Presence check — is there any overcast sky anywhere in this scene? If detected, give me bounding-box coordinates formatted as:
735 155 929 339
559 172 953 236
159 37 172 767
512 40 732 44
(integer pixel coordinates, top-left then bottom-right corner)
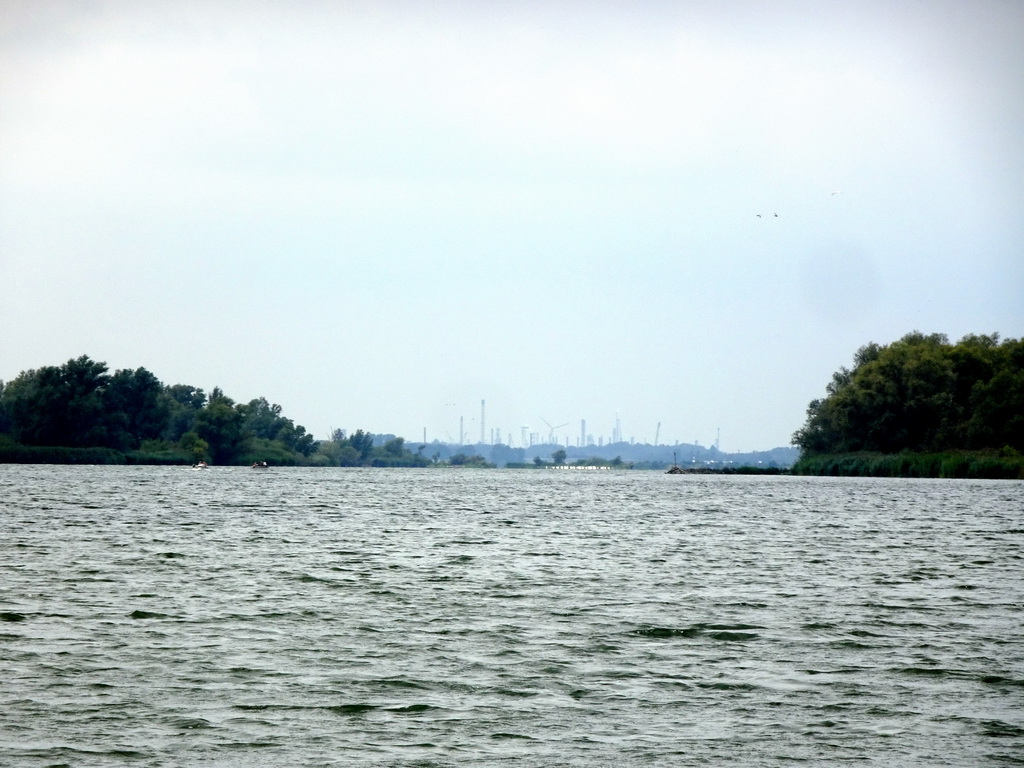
2 0 1022 451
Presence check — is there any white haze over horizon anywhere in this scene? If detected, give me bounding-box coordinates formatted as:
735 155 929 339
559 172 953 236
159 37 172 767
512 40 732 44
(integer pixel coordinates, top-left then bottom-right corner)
1 0 1022 451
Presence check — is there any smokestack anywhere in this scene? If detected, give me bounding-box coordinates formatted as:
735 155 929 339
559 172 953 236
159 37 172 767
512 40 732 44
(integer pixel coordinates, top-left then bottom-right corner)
481 399 485 444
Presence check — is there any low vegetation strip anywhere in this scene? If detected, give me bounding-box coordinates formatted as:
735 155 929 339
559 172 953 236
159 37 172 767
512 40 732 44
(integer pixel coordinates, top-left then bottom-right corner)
0 440 128 465
791 450 1024 479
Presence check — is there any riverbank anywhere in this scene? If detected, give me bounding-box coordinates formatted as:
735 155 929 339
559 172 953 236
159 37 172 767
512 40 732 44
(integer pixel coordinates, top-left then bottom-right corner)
792 450 1024 479
0 443 194 465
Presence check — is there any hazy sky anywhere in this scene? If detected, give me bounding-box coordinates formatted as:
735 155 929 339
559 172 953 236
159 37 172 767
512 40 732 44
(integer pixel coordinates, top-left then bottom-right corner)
2 0 1022 451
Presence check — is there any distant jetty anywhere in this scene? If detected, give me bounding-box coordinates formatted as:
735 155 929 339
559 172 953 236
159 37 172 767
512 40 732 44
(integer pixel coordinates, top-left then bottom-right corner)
666 464 786 475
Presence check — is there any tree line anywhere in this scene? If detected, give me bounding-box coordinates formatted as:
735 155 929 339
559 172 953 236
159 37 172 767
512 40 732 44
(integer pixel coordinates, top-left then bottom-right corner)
0 354 447 467
792 332 1023 477
314 429 433 467
0 355 317 465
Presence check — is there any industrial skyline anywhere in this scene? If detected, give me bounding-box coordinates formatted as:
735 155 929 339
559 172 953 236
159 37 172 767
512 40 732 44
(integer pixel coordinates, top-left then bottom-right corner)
414 399 724 451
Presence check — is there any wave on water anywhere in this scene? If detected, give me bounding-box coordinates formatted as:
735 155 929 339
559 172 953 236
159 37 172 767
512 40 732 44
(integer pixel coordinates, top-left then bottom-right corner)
632 623 762 641
0 467 1021 766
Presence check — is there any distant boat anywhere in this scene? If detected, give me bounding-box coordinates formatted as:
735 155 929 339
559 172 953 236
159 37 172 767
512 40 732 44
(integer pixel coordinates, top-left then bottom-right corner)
251 461 269 469
191 461 209 470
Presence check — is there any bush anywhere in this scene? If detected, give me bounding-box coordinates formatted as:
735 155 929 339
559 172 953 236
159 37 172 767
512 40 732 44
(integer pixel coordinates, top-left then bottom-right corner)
792 451 1024 479
0 439 126 464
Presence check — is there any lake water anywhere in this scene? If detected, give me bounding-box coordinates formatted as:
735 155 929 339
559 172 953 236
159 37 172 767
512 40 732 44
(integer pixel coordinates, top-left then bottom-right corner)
1 466 1022 767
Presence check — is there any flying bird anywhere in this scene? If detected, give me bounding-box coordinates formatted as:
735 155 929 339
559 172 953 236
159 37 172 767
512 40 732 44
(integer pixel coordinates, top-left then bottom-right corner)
831 190 842 196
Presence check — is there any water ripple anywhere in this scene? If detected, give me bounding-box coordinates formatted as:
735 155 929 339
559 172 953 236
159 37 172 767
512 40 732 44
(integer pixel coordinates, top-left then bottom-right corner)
0 467 1021 766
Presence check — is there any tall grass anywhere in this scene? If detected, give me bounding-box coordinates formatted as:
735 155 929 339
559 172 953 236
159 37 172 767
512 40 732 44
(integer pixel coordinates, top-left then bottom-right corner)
792 450 1024 479
0 441 127 464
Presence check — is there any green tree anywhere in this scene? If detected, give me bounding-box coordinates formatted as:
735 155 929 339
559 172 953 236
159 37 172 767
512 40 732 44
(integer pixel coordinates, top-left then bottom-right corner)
552 448 567 465
794 332 1023 455
449 453 492 467
1 356 318 464
0 380 10 435
104 367 167 449
276 420 315 456
236 397 314 458
195 387 244 464
161 384 206 441
348 429 375 461
968 358 1024 448
61 356 112 446
178 431 210 463
383 436 406 456
335 444 362 466
311 439 359 466
3 356 110 447
239 397 283 440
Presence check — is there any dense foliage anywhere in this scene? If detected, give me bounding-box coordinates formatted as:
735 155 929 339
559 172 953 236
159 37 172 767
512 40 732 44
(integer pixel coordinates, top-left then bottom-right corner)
792 449 1023 479
309 430 432 467
0 356 514 468
793 332 1024 457
0 355 315 465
